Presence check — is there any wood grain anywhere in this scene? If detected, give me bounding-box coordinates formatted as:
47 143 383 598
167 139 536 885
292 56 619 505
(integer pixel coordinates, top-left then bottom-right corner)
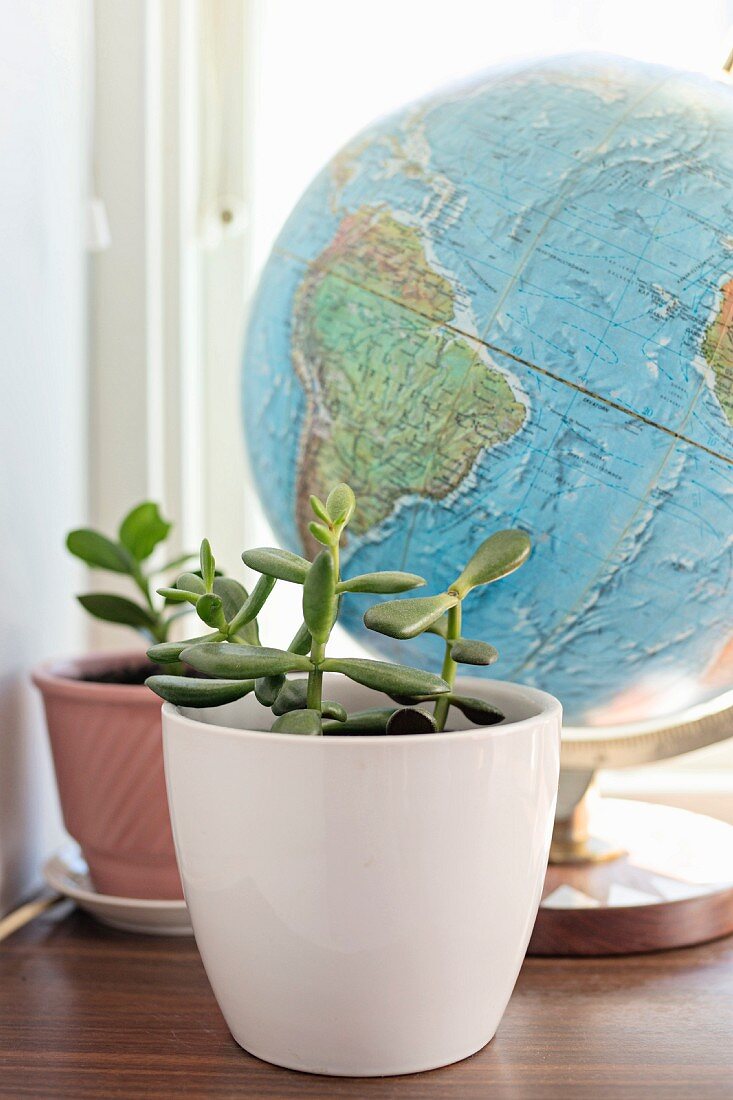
1 905 732 1098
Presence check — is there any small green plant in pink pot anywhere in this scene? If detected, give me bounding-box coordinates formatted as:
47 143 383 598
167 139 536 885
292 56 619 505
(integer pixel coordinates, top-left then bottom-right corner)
32 502 199 901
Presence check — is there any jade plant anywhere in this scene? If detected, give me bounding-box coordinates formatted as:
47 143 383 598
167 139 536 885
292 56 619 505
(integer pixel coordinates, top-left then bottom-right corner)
145 484 531 735
66 502 197 645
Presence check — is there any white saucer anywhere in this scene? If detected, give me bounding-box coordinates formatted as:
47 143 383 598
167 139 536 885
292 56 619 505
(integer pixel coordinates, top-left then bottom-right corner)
43 847 194 936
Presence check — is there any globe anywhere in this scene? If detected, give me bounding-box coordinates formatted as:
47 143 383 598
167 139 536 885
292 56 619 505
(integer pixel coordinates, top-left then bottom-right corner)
243 53 733 729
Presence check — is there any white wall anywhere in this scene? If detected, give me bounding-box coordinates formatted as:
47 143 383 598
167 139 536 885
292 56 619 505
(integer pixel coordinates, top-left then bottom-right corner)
0 0 87 913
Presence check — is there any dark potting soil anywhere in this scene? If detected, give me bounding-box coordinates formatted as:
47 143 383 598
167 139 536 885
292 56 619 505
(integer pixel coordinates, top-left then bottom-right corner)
76 662 166 685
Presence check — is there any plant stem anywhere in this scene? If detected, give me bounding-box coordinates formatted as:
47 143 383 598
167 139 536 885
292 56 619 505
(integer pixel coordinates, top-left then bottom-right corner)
133 565 167 641
329 537 340 581
433 600 461 731
307 641 325 711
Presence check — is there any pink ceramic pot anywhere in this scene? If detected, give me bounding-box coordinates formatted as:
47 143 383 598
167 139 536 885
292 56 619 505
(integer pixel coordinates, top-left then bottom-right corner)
32 651 183 900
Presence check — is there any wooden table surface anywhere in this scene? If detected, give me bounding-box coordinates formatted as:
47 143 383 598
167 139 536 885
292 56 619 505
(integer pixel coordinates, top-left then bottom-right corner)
1 904 732 1099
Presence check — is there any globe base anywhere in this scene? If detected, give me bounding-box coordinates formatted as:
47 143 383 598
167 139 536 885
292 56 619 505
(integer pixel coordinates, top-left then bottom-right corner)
529 799 733 955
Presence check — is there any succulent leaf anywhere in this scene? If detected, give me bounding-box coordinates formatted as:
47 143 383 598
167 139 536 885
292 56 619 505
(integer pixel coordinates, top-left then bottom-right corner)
326 483 355 527
181 642 312 679
196 593 226 629
308 521 333 547
270 680 346 722
145 675 254 707
177 572 206 594
321 658 449 697
363 592 458 639
199 539 216 591
338 571 425 595
255 674 285 706
288 621 312 655
450 638 499 666
213 577 248 621
227 574 276 639
323 700 348 723
147 633 223 664
157 586 199 604
451 529 530 597
271 709 322 736
385 707 438 735
322 708 395 735
426 614 449 639
242 547 310 584
449 695 505 725
309 495 331 523
302 550 336 644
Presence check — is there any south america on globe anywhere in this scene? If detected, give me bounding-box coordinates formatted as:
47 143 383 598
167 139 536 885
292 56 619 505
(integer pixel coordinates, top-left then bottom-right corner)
243 54 733 728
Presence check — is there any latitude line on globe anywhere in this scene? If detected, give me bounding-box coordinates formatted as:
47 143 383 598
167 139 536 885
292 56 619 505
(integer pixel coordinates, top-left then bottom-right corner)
277 249 731 468
278 237 731 430
507 243 732 683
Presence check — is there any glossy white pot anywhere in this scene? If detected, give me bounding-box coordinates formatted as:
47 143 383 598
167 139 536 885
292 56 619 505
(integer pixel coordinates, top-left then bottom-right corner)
162 676 561 1077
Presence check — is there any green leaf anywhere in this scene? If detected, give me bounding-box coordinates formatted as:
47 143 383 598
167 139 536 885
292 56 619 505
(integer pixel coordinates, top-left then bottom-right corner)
177 572 206 594
145 675 254 707
213 577 248 622
255 674 285 706
302 550 336 644
363 592 458 640
200 540 215 591
66 529 133 574
157 586 199 604
386 707 438 735
308 521 333 547
450 638 499 666
337 571 425 595
388 693 433 705
321 658 449 697
227 574 276 638
270 679 345 721
322 708 395 735
426 615 449 639
119 502 171 562
271 709 322 736
242 547 310 584
326 483 355 527
181 642 312 680
196 593 226 629
147 632 223 663
309 495 330 523
322 700 348 723
449 695 505 726
77 593 156 630
288 621 312 655
271 677 307 715
157 570 206 607
451 529 531 597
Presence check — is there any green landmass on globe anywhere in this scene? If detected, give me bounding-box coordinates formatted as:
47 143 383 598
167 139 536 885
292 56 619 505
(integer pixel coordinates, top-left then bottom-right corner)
292 207 527 542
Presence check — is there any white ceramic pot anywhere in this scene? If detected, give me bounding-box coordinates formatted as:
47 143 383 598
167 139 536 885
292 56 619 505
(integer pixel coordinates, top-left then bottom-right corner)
162 676 561 1077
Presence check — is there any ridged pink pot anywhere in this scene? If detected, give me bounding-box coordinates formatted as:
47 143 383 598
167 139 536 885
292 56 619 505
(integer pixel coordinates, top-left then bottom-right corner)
33 651 183 900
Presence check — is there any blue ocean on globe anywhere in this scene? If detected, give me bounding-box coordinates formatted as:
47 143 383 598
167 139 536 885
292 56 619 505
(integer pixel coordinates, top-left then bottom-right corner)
243 53 733 728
